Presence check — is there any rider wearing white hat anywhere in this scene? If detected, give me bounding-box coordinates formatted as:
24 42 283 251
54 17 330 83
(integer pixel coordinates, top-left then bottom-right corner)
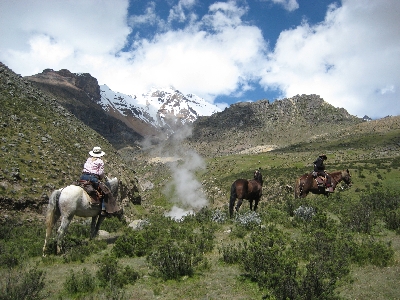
81 146 106 183
80 146 117 215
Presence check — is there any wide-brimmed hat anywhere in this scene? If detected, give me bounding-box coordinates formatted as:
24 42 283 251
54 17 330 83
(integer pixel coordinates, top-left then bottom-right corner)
319 154 327 159
89 146 105 157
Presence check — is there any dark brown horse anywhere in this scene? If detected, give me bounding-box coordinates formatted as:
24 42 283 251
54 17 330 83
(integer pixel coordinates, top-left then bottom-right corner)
294 169 351 198
229 169 263 218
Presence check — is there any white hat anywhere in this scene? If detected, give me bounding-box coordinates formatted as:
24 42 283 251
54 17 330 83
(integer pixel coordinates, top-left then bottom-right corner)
89 146 105 157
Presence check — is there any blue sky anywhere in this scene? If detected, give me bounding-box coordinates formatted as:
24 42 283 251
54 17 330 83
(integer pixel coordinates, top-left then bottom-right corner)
0 0 399 119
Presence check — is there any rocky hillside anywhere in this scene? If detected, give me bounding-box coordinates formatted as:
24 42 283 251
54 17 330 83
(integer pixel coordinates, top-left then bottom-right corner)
185 94 363 157
0 63 140 215
25 69 144 149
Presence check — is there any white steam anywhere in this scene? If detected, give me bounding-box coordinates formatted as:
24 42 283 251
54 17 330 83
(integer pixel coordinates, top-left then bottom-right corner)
143 123 208 220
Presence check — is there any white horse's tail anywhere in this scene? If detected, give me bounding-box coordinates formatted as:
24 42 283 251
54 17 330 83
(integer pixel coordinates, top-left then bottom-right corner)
46 189 61 228
43 189 61 256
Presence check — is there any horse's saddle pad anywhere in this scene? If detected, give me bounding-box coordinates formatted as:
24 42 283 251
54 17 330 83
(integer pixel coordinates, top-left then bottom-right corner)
314 176 326 187
76 180 102 205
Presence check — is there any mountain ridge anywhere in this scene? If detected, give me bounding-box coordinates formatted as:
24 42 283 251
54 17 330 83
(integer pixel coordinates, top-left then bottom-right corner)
185 94 363 157
25 68 222 147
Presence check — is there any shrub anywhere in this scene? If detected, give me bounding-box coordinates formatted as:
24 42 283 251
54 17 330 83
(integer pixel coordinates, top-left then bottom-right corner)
353 237 394 267
241 230 299 300
112 230 147 258
0 267 46 300
147 240 201 280
101 217 127 233
385 209 400 231
0 219 45 267
96 254 139 289
211 209 227 224
219 243 244 264
234 211 262 229
294 205 315 221
341 201 375 234
62 239 107 263
64 268 96 295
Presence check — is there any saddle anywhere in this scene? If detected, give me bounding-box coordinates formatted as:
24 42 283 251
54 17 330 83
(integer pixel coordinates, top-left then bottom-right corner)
76 180 103 205
311 171 326 188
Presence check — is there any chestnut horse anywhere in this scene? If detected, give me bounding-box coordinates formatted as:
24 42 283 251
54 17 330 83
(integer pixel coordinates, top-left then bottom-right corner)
229 169 263 218
294 169 351 198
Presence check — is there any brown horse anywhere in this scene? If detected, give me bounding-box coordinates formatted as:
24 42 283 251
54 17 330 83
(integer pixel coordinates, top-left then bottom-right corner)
294 169 351 198
229 169 263 218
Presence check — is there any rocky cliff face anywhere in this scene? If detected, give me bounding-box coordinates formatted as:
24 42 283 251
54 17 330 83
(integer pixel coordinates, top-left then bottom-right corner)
26 68 101 102
25 69 143 149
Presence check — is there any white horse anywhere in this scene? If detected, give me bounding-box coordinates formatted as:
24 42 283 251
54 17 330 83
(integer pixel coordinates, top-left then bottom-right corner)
42 177 119 256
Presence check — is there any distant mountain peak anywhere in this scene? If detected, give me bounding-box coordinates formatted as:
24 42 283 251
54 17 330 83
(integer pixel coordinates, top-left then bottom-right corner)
99 84 222 137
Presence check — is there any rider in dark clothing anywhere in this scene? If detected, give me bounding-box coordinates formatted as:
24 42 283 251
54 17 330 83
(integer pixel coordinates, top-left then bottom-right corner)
313 154 332 190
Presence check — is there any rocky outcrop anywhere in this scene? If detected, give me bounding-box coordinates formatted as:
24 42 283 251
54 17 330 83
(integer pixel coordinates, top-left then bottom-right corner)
25 69 143 149
186 94 363 156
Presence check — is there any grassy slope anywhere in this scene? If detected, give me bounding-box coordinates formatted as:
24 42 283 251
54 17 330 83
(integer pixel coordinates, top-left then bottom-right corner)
2 127 399 299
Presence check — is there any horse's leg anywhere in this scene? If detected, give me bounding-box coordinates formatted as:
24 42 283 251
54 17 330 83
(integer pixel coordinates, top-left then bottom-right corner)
253 199 259 211
229 183 237 218
90 215 106 239
235 198 243 212
56 215 73 254
43 209 60 256
90 216 98 239
249 199 253 211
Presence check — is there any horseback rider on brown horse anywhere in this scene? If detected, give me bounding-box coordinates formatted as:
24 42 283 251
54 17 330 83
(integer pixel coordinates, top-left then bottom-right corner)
295 166 351 199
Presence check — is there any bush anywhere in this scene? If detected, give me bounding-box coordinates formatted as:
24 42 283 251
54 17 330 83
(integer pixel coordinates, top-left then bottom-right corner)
0 267 46 300
96 254 139 289
353 237 394 267
0 219 45 267
219 243 244 264
101 217 127 233
241 230 299 300
234 211 262 230
385 209 400 231
113 230 147 258
211 209 227 223
341 201 375 233
64 268 96 295
148 242 192 279
147 240 202 280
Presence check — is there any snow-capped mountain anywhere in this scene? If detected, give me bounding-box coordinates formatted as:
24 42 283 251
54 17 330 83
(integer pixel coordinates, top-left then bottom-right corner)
99 85 222 137
24 68 221 142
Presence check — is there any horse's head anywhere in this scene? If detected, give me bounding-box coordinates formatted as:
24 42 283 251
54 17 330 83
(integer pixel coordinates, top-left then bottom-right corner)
342 169 352 185
105 177 119 196
254 169 263 185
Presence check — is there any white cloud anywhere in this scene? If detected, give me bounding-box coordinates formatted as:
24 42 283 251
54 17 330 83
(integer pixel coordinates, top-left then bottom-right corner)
0 0 399 119
261 0 400 118
0 0 130 73
268 0 299 12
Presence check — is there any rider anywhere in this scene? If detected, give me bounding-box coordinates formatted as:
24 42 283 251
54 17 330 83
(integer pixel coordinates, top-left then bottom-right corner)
313 154 333 192
80 146 116 215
